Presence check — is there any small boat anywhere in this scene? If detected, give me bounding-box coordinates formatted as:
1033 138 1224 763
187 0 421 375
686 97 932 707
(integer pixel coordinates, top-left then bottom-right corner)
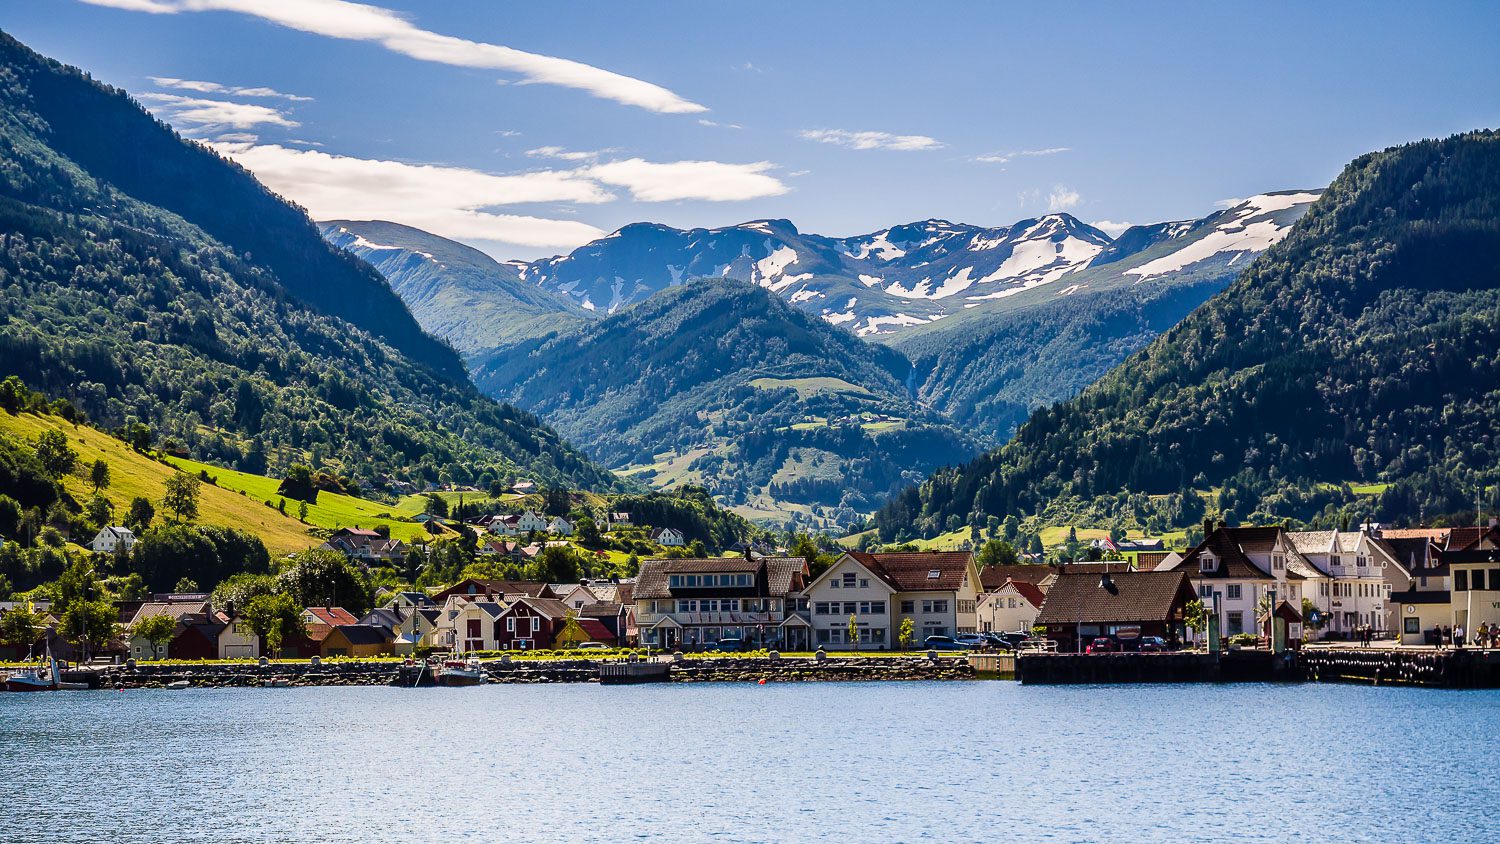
263 677 291 688
4 656 77 692
437 658 485 687
165 680 191 690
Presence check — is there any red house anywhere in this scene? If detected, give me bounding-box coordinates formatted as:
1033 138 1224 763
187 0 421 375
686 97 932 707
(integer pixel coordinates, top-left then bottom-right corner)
494 597 571 650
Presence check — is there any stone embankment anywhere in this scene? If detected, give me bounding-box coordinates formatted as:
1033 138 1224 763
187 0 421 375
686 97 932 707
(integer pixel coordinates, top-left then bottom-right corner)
92 654 976 688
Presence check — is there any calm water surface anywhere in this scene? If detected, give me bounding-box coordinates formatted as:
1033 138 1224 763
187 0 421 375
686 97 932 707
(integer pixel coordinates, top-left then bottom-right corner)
1 681 1492 843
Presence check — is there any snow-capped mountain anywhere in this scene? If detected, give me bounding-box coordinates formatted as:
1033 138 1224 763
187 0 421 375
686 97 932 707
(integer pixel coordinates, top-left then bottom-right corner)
515 194 1318 337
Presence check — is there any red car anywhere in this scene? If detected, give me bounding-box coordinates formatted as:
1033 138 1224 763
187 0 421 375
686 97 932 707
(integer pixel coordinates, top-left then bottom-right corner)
1085 637 1119 654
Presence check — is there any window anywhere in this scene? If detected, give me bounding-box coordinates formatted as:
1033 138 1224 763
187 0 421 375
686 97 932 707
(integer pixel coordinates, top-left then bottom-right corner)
843 602 858 615
842 573 857 588
1227 611 1244 635
814 602 833 616
901 600 914 614
1473 570 1487 591
1199 554 1216 573
1404 617 1420 634
1456 571 1469 592
1008 597 1018 609
830 580 841 589
860 579 870 588
1226 584 1242 601
928 569 941 580
1356 556 1366 568
506 617 515 632
1272 555 1284 571
1199 584 1213 598
957 600 975 614
921 600 950 614
871 601 886 614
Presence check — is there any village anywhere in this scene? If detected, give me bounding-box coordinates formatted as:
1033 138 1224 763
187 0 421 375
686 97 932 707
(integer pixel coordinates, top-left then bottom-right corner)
4 511 1499 686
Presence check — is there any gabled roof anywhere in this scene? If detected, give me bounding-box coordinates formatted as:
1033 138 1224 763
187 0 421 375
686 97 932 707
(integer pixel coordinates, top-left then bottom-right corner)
843 551 974 592
303 606 358 626
128 601 211 627
978 565 1053 592
578 602 624 618
430 579 556 602
97 525 136 540
1035 571 1196 625
980 579 1045 609
1166 527 1279 580
576 618 615 642
503 596 572 619
1446 525 1500 552
634 557 806 600
334 527 382 539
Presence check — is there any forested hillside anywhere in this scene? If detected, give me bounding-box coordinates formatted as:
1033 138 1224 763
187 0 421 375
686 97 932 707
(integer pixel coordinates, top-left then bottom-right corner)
0 31 621 495
875 131 1500 540
475 279 978 530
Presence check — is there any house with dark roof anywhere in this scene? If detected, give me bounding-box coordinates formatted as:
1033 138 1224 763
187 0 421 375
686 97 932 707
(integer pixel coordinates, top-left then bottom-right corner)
802 551 982 648
977 579 1046 635
320 624 394 658
1035 570 1198 652
494 596 575 650
1158 523 1313 640
634 556 810 650
578 601 630 645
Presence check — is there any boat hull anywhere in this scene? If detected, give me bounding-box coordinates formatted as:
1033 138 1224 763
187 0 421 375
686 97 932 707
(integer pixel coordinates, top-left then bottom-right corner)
598 663 671 685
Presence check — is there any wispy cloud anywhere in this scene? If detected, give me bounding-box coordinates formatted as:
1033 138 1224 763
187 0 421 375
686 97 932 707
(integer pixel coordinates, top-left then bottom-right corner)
82 0 706 114
209 142 790 247
1092 220 1133 237
697 118 743 130
138 92 299 129
798 128 944 152
582 158 788 202
973 147 1069 164
211 141 610 248
1047 185 1082 212
525 146 618 162
150 76 311 101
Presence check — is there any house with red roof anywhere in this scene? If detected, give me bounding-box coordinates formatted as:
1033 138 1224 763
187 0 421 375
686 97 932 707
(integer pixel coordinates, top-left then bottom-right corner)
300 606 359 628
802 551 983 649
977 578 1047 635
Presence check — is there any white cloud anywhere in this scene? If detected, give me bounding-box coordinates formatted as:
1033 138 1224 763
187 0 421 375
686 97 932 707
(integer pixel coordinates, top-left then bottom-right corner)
1092 220 1134 237
1214 197 1244 208
583 158 788 202
1047 185 1081 212
84 0 706 114
973 147 1069 164
150 76 312 100
798 128 944 151
697 118 743 129
526 146 617 162
211 141 610 247
137 92 299 129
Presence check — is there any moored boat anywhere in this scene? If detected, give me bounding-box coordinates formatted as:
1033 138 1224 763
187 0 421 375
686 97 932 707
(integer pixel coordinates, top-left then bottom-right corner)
437 658 485 687
598 661 671 685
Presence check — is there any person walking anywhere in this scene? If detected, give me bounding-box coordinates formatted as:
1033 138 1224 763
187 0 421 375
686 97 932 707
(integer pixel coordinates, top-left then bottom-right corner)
1455 623 1466 650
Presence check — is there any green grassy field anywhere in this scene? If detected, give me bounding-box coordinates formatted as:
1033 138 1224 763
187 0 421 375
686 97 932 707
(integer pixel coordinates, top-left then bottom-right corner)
165 455 444 544
747 376 876 400
1349 482 1391 495
0 411 320 555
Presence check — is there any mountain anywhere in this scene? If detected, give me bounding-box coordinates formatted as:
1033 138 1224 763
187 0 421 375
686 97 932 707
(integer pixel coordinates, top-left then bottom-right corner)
888 192 1321 436
0 30 621 495
473 279 980 531
873 131 1500 541
319 220 585 357
516 214 1115 336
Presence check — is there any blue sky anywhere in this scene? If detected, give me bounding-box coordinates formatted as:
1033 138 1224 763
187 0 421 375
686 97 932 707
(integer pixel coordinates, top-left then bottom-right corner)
8 0 1499 259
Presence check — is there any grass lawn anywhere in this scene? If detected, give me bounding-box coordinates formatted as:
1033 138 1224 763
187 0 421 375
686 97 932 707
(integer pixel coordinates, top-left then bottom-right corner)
0 411 318 555
1350 482 1391 495
747 376 875 400
165 455 445 544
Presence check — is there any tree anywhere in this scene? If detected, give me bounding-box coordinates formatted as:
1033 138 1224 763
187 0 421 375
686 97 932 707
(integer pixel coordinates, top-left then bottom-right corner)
976 539 1019 568
173 578 199 593
297 500 309 523
129 613 177 661
242 592 305 658
423 493 448 518
898 617 915 650
277 549 371 615
210 572 278 617
125 496 155 532
1183 599 1208 640
33 428 77 479
536 544 580 584
85 494 113 530
56 559 117 660
276 464 318 503
162 472 201 523
847 613 859 652
89 459 111 494
0 604 42 651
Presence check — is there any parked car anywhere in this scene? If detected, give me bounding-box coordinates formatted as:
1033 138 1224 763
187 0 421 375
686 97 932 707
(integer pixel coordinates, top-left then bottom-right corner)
955 633 989 649
923 635 971 651
1138 636 1170 653
576 642 610 650
980 632 1016 650
1086 636 1120 654
713 637 746 652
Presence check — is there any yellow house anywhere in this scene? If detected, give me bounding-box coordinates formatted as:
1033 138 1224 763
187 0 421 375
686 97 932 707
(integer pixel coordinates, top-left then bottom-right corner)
319 625 392 658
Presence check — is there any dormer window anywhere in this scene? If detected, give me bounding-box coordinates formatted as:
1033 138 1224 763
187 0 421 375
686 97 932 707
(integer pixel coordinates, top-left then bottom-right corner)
927 569 941 580
1199 554 1216 573
1273 555 1284 571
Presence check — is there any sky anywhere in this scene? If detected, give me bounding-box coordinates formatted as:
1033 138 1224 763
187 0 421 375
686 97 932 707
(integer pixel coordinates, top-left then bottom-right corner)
6 0 1500 260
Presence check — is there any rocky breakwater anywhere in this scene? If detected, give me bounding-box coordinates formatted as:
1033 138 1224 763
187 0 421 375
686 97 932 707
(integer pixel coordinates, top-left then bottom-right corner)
98 658 402 689
668 654 975 683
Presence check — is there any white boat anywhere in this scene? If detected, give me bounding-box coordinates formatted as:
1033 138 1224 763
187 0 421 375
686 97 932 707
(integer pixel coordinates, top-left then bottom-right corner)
3 656 84 692
165 680 191 690
437 658 485 687
263 677 291 688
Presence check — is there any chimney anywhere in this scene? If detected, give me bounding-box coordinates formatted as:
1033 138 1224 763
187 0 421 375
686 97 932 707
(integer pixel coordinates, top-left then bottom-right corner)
1202 518 1213 538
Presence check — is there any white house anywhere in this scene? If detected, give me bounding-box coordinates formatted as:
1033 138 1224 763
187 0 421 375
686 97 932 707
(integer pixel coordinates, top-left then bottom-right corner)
1160 524 1312 641
606 512 632 531
802 551 983 648
488 515 521 536
977 579 1046 635
217 616 259 660
549 583 598 611
451 600 506 653
651 527 686 547
517 510 549 533
633 556 811 650
549 516 574 536
90 525 136 555
1288 530 1399 637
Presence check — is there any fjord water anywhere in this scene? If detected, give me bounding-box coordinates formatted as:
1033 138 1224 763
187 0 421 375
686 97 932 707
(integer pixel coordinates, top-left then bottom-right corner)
2 682 1491 843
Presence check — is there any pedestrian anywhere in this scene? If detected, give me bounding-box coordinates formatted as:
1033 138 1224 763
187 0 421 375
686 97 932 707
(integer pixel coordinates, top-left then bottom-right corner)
1455 623 1465 650
1479 622 1490 649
